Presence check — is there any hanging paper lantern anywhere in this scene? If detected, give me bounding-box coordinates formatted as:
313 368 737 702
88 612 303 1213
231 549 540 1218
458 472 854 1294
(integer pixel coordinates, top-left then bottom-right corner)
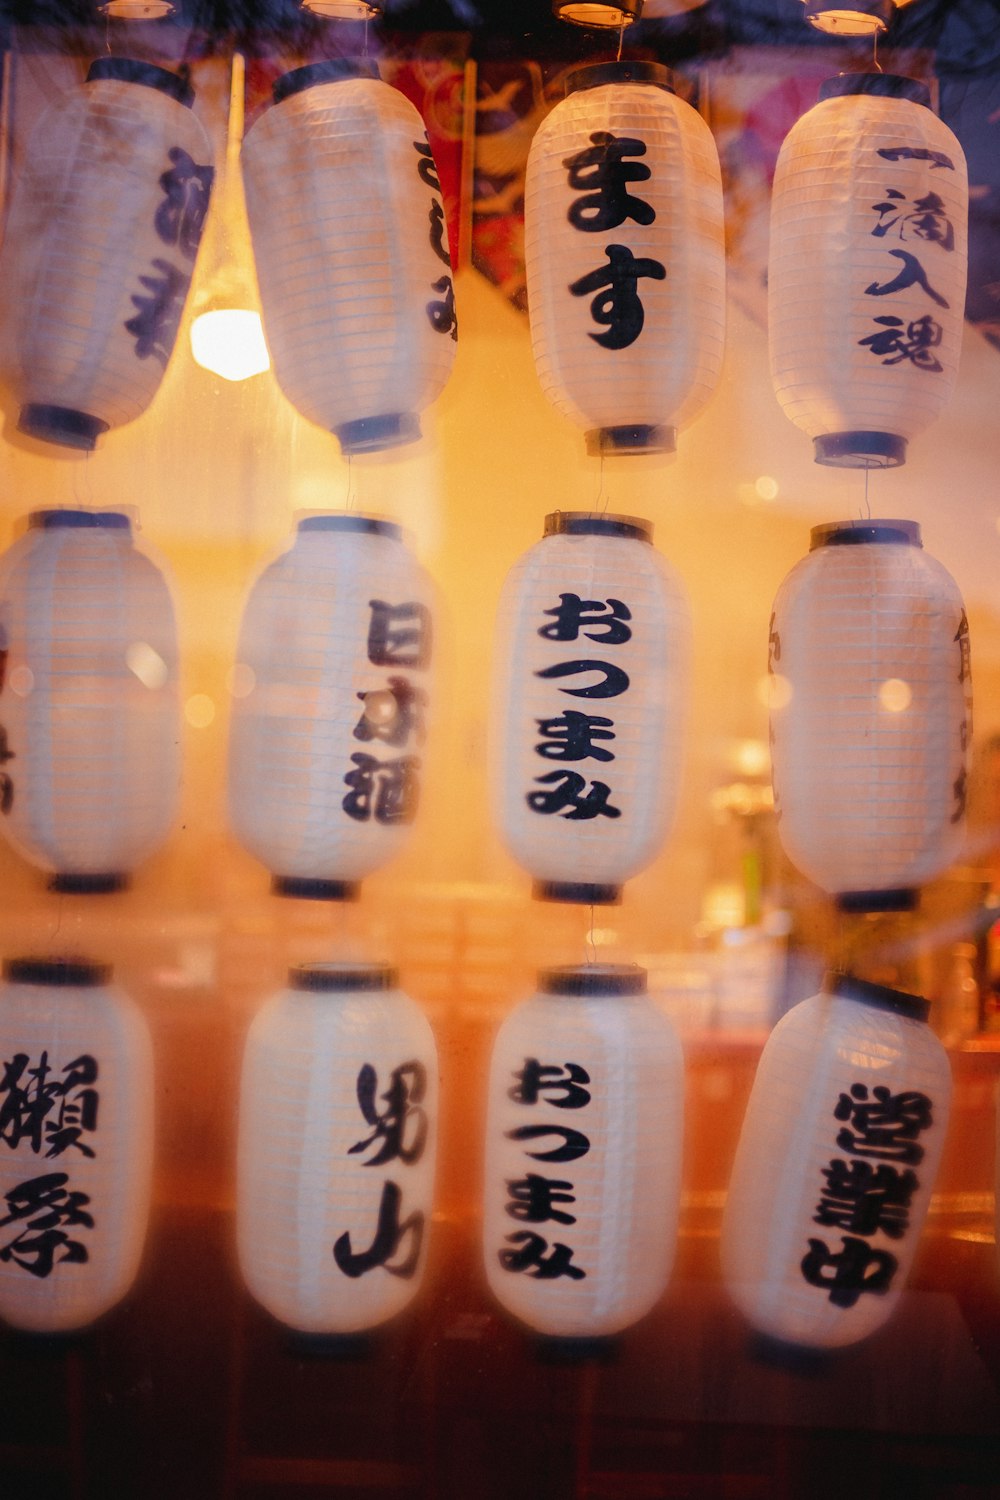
523 61 725 457
769 520 971 911
0 58 212 451
721 973 950 1352
0 958 153 1334
241 60 457 456
237 963 438 1334
769 74 968 469
0 510 181 892
483 964 683 1339
228 515 434 899
491 512 690 905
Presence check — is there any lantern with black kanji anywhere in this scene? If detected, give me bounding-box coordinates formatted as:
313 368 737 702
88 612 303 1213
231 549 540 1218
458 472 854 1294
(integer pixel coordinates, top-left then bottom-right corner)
768 520 970 912
0 958 153 1333
0 510 181 891
721 974 950 1351
483 964 683 1339
228 515 434 898
769 74 968 469
241 60 456 456
0 58 212 451
237 963 438 1334
524 61 725 457
491 512 690 905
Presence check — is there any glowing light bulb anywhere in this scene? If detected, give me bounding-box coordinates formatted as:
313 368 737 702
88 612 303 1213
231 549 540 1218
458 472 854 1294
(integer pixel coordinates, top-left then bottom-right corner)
190 309 270 383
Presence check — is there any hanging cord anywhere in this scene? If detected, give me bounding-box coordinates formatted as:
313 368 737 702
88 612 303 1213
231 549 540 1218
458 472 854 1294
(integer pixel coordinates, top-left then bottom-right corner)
345 451 356 512
872 24 883 73
864 461 872 520
617 15 625 63
593 447 610 515
587 903 597 966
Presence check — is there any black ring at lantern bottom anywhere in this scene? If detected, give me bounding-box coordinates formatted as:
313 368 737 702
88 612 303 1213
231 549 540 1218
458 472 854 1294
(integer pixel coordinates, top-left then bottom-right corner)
4 957 112 987
836 888 917 914
335 413 420 456
813 432 907 469
272 875 361 902
50 873 128 895
534 1333 619 1363
19 405 109 452
586 424 676 457
748 1331 831 1374
284 1329 377 1361
534 880 621 906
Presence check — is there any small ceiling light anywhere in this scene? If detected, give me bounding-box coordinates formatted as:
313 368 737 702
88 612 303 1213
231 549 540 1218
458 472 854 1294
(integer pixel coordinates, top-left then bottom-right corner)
552 0 642 28
802 0 897 35
99 1 175 17
300 0 381 16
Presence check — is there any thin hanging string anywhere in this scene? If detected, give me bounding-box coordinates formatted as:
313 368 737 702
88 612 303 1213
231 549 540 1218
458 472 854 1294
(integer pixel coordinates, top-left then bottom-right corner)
587 903 597 965
864 462 872 519
872 24 883 73
594 447 609 514
346 451 356 512
617 16 625 63
364 8 370 59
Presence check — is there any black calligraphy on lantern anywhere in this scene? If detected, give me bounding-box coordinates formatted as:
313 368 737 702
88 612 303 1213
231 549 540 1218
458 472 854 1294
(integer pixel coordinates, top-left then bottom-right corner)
859 168 955 371
342 601 431 825
333 1060 429 1280
155 147 213 261
954 609 972 820
800 1078 934 1308
529 593 634 821
877 146 956 172
564 132 655 232
0 1052 99 1159
570 244 666 351
0 725 13 816
500 1057 593 1283
0 1171 93 1279
124 257 189 365
413 138 456 337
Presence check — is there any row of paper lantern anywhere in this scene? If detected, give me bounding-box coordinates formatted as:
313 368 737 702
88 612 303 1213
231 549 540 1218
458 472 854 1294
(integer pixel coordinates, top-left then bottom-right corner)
0 54 969 470
0 505 972 916
0 955 951 1355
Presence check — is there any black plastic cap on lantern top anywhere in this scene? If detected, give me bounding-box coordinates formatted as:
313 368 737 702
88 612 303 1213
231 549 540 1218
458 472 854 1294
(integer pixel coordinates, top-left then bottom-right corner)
835 886 919 913
810 519 920 550
544 511 652 544
553 0 642 28
587 424 676 458
297 514 402 541
30 509 130 533
4 957 113 988
86 57 195 108
273 58 381 104
805 0 893 36
826 971 931 1023
50 873 129 895
534 879 623 905
813 432 907 469
289 962 398 992
19 405 110 452
540 963 646 997
818 73 932 109
272 875 362 902
335 413 421 456
565 61 675 96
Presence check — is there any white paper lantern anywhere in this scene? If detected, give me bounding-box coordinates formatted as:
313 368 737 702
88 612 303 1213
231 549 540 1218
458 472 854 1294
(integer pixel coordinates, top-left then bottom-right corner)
0 958 153 1333
0 58 212 451
769 73 968 469
483 963 683 1339
228 514 434 898
721 974 950 1352
769 519 971 911
0 510 181 892
242 60 457 456
237 963 438 1335
524 61 725 457
491 512 690 905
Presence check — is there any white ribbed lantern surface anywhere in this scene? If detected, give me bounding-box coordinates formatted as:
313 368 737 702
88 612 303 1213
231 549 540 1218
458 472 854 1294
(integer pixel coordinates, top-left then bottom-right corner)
0 58 212 451
769 73 968 469
524 61 725 457
721 975 950 1351
242 60 457 456
483 964 683 1339
228 514 433 898
0 958 153 1333
491 512 690 905
769 520 970 911
237 963 438 1334
0 510 181 891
